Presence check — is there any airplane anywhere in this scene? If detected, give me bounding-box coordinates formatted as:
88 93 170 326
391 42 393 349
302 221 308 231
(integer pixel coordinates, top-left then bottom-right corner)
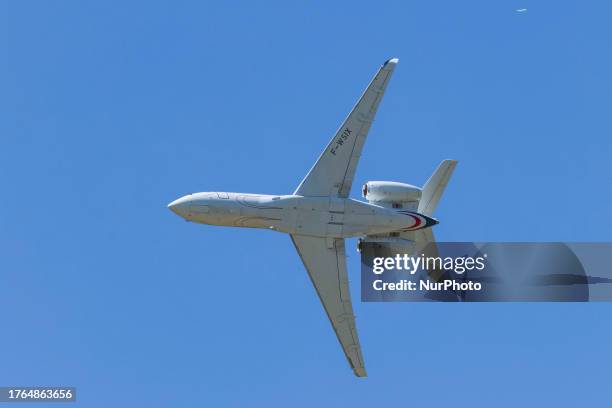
168 58 457 377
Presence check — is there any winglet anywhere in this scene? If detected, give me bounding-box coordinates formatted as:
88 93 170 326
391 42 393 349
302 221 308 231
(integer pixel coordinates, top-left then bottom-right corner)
383 57 399 66
354 366 368 377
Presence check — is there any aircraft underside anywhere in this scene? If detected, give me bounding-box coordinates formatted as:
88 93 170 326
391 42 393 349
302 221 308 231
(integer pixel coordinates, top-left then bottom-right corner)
168 57 457 377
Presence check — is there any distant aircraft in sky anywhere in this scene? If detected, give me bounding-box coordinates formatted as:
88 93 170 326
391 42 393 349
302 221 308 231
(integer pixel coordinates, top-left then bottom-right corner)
168 58 457 377
516 8 528 12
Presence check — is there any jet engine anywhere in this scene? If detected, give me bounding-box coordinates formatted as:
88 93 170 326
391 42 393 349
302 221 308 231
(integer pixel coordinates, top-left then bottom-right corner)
362 181 422 204
357 237 416 253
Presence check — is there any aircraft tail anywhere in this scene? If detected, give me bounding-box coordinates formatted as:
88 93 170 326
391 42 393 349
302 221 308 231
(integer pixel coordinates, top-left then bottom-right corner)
415 160 456 281
418 160 458 216
361 160 457 280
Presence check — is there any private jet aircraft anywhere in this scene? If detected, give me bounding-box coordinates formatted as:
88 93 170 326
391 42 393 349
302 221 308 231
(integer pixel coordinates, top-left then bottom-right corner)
168 58 457 377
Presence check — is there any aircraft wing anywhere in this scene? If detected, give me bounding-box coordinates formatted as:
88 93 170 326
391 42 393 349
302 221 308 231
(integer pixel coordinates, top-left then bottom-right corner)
290 234 366 377
294 58 399 198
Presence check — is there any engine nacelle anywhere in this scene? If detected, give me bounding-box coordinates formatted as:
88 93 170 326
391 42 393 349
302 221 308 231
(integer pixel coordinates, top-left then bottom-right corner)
362 181 422 203
357 237 416 253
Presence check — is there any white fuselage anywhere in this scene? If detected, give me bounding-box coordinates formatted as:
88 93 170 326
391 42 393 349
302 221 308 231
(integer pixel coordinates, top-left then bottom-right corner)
168 192 433 238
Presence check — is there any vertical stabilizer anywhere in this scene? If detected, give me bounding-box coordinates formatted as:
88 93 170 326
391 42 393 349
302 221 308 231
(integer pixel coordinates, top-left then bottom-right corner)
418 160 457 216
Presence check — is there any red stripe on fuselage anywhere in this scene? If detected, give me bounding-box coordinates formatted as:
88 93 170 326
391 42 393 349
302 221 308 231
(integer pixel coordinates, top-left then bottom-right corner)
407 214 422 230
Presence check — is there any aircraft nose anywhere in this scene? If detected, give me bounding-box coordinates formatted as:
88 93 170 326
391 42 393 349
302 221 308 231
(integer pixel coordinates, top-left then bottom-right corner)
167 195 192 218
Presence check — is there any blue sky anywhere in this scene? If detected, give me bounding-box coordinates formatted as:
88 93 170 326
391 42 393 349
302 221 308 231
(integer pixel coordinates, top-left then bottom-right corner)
1 1 611 407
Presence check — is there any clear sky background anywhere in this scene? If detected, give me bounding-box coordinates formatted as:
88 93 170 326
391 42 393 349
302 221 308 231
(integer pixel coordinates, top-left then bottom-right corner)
1 1 611 407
